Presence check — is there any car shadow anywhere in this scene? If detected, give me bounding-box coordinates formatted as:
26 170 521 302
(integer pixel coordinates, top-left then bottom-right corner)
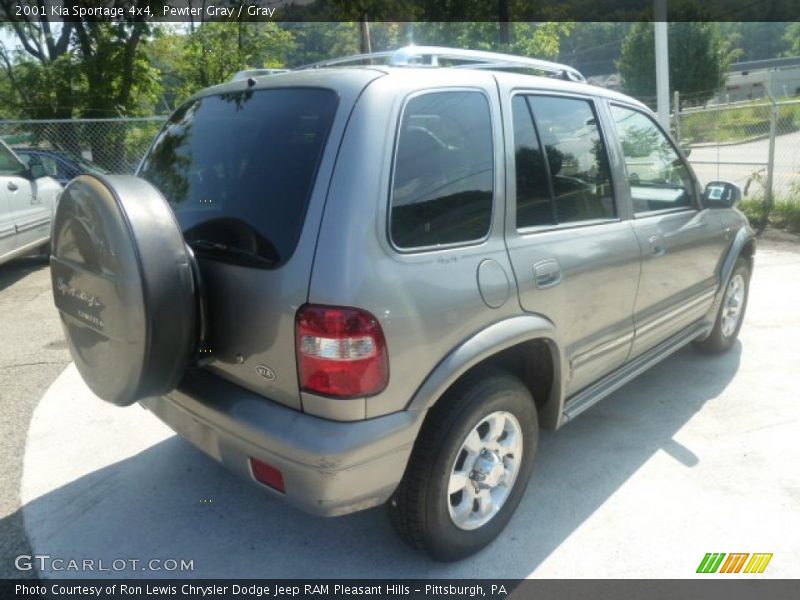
11 343 741 579
0 255 49 293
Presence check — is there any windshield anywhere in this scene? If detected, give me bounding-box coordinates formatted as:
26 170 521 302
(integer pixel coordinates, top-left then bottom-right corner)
139 87 338 267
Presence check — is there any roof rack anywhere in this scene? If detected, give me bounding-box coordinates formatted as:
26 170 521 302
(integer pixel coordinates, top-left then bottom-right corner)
230 68 289 82
297 45 585 83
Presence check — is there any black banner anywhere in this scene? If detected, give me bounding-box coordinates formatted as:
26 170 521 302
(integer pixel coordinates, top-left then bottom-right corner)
0 0 799 23
3 579 800 600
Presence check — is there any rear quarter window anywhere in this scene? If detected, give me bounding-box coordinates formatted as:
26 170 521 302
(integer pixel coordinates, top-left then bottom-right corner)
390 91 494 250
139 88 338 267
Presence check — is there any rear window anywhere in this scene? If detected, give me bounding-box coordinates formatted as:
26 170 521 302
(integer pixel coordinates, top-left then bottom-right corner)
139 88 338 267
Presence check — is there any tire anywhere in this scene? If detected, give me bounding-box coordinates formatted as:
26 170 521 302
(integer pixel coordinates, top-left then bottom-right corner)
694 257 750 354
50 174 198 406
387 367 538 561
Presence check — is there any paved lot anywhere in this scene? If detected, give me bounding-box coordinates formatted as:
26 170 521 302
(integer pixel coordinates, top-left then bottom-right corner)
0 257 71 579
690 129 800 192
2 243 799 578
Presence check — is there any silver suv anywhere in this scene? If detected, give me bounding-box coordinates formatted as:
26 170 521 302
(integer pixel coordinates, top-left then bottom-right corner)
50 47 754 562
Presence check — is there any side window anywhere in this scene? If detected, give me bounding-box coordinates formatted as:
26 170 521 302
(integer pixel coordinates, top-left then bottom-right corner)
390 91 493 249
18 153 58 178
0 144 26 177
40 156 60 179
610 104 694 214
513 95 615 228
512 96 554 228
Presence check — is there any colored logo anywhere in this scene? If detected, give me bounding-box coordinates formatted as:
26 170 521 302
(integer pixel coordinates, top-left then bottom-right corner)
697 553 773 574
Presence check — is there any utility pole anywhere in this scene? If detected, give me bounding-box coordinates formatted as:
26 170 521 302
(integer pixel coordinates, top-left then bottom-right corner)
499 0 510 45
654 0 670 129
359 16 372 55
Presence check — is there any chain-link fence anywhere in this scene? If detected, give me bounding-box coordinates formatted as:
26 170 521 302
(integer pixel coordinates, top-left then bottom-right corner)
0 117 167 175
674 98 800 203
4 108 799 205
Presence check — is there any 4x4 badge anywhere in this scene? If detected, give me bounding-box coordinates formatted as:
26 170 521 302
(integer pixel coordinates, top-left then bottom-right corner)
255 365 276 382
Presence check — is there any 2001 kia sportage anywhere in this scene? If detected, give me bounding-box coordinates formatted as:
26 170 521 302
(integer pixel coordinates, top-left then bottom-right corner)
50 46 754 561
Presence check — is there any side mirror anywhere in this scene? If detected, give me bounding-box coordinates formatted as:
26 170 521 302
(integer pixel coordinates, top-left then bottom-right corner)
703 180 742 209
681 144 692 158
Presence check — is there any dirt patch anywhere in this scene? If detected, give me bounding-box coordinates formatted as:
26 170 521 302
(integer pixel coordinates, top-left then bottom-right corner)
758 227 800 253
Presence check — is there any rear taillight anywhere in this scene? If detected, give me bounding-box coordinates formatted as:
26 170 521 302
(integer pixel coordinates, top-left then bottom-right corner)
296 305 389 398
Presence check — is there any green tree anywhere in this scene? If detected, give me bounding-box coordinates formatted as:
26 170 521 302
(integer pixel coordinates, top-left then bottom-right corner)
406 22 572 60
721 22 789 62
784 23 800 56
184 22 294 90
559 23 631 77
0 4 163 168
0 3 162 119
618 20 733 106
281 22 360 67
146 22 295 108
145 25 189 113
72 20 160 118
0 10 76 119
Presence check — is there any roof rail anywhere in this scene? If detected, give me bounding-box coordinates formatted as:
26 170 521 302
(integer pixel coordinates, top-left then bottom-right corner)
297 45 585 82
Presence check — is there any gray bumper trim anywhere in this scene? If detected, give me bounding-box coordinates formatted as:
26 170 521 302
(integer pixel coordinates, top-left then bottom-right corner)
141 369 424 516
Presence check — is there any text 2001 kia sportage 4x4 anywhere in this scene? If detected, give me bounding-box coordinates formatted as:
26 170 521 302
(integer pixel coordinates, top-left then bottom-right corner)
50 47 754 561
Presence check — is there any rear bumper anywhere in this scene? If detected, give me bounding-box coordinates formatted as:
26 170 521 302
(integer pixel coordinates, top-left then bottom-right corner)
141 369 424 517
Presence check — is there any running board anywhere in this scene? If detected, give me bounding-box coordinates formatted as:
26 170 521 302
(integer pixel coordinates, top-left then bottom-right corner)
562 320 712 423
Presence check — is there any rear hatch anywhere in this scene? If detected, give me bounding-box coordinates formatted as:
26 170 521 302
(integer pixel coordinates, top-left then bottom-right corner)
138 75 377 410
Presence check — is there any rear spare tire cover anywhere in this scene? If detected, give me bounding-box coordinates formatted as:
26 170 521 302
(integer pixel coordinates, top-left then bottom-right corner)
50 175 196 406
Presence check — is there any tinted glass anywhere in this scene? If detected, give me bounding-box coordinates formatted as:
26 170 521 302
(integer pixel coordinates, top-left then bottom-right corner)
528 96 615 224
0 143 25 177
140 88 338 266
390 91 493 249
18 152 59 179
512 95 555 228
610 105 693 214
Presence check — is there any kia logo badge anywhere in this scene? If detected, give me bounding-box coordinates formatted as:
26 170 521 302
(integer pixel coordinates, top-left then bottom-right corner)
255 365 276 381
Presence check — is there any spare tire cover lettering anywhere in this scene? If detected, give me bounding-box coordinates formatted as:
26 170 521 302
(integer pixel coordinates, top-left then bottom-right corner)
50 175 197 406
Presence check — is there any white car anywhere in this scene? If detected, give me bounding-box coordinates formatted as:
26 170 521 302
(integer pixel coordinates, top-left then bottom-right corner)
0 140 62 266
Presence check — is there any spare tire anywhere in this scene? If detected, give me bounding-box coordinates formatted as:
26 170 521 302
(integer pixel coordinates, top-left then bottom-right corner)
50 175 197 406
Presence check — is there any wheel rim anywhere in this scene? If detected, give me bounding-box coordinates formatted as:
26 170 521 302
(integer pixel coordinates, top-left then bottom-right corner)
447 411 523 531
721 273 746 338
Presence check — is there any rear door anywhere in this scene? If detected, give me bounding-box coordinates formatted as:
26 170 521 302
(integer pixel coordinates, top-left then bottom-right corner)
501 89 641 396
607 103 727 358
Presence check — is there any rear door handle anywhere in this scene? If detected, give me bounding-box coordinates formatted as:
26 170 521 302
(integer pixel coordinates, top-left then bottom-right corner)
534 259 561 289
7 181 18 191
648 234 666 257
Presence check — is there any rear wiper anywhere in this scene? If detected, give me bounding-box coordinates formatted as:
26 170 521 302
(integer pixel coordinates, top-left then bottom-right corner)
189 239 276 268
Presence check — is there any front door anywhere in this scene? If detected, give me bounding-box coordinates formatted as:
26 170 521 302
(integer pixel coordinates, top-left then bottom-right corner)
0 143 50 250
607 103 727 358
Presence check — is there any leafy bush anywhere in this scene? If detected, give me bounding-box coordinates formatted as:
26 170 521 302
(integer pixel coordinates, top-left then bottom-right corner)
738 198 800 232
738 198 767 228
772 202 800 232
